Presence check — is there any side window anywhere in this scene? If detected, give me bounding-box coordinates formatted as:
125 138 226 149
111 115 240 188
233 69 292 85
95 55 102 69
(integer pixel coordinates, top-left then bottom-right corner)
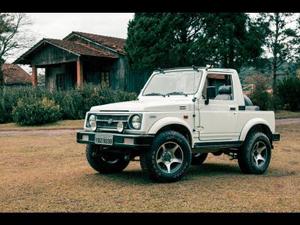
202 73 234 101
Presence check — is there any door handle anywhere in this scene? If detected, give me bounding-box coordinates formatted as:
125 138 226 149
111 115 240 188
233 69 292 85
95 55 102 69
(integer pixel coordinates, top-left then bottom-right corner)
230 107 236 111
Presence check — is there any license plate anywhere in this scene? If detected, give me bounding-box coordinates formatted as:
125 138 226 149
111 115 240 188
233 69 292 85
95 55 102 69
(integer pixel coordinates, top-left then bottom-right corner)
95 133 113 145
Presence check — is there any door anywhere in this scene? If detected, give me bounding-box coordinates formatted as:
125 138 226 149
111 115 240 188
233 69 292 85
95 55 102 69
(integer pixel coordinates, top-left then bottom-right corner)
198 73 239 141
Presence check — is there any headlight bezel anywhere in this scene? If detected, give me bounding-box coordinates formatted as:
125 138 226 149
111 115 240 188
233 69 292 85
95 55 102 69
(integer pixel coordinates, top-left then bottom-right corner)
129 114 142 130
86 114 97 131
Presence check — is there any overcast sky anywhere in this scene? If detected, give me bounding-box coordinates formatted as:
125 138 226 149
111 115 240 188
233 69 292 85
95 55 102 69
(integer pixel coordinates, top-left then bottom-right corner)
8 13 134 63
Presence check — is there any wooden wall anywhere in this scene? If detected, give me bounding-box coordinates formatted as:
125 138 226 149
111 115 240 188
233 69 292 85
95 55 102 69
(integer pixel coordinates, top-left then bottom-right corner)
30 45 78 66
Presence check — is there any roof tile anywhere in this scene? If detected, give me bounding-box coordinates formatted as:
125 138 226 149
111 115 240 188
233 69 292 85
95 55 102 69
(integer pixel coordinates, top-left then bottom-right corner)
2 64 31 85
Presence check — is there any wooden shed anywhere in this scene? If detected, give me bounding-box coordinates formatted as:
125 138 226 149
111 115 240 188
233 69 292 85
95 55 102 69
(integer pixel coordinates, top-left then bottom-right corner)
14 31 129 91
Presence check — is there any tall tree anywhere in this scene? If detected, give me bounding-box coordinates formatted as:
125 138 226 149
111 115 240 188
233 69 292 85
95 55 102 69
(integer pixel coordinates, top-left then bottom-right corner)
203 13 269 69
0 13 31 87
264 13 298 90
125 13 268 72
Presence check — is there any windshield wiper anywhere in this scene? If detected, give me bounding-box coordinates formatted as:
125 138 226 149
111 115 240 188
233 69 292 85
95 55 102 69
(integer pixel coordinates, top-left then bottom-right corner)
165 91 188 97
144 92 166 97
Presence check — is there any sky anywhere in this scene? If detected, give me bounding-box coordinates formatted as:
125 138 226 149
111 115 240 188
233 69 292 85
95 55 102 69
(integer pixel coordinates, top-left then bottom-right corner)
7 13 134 63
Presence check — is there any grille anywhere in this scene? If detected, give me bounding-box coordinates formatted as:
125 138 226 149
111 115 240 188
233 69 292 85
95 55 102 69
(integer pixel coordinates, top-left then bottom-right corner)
96 114 129 131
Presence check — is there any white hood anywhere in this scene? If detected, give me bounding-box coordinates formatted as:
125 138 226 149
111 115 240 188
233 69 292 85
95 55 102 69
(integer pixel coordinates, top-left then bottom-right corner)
90 97 194 112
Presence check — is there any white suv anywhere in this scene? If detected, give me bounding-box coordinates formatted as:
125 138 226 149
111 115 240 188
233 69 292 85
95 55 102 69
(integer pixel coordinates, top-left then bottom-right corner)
77 66 280 182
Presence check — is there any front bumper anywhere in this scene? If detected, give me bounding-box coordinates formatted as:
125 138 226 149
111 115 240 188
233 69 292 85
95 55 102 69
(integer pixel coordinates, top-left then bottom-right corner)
76 130 154 147
272 133 280 141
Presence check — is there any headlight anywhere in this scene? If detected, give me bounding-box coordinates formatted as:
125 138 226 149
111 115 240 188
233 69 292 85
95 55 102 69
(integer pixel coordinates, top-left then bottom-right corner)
88 114 97 131
129 114 142 129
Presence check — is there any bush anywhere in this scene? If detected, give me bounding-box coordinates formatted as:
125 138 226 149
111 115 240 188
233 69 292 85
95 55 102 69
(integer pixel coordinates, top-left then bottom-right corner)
0 86 53 123
12 97 62 125
1 84 137 124
276 77 300 111
246 74 273 110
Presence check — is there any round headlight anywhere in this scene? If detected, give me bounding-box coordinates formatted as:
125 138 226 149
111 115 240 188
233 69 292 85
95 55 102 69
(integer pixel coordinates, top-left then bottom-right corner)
88 114 97 131
130 114 141 129
116 121 124 133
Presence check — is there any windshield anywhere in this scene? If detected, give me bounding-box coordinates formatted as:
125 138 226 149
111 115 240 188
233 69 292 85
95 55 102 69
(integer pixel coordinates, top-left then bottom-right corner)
143 70 202 96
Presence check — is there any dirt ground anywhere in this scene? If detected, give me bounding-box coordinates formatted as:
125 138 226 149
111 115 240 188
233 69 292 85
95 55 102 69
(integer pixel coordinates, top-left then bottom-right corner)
0 120 299 212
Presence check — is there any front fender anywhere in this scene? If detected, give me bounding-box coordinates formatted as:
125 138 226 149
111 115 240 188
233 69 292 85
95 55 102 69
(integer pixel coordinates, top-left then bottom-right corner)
148 117 193 135
239 118 273 141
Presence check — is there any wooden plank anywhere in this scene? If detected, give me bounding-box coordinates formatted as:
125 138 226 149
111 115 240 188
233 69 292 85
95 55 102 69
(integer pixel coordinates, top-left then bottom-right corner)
31 44 78 66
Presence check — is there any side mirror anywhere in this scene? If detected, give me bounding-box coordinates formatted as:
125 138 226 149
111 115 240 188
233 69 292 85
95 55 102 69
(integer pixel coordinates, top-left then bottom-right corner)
205 86 216 105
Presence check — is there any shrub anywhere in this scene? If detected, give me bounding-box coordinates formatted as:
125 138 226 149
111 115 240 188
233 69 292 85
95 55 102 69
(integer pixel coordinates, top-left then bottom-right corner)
0 86 53 123
276 77 300 111
12 97 62 125
1 84 137 124
246 74 273 110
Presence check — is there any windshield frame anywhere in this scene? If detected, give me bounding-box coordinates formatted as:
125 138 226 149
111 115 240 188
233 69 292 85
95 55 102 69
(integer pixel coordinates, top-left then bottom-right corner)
141 69 203 97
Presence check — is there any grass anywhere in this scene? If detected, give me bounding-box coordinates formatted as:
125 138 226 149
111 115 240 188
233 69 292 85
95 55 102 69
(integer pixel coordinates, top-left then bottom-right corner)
275 110 300 119
0 120 84 130
0 123 299 212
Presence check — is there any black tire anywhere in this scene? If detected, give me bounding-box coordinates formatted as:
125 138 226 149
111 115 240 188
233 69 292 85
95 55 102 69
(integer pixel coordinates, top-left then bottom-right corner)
140 131 192 182
238 132 271 174
191 153 208 165
86 144 130 174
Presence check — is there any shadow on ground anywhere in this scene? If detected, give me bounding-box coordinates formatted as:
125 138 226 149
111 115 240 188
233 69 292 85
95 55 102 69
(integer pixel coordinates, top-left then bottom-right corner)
86 162 245 185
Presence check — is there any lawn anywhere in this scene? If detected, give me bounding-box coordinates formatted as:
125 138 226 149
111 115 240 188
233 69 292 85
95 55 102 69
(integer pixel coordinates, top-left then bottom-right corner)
0 120 84 131
275 110 300 119
0 122 299 212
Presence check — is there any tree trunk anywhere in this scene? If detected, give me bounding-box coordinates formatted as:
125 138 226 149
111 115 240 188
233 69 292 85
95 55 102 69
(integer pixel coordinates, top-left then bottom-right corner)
272 60 277 93
0 62 4 87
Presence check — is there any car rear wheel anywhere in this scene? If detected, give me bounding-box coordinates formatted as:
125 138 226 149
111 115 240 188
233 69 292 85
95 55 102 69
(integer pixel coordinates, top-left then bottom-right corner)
238 132 271 174
86 144 130 173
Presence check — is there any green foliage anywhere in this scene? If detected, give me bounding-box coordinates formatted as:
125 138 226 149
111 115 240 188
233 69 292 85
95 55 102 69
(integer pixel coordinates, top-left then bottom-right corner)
12 97 62 125
125 13 268 71
0 85 137 124
276 77 300 111
246 74 273 110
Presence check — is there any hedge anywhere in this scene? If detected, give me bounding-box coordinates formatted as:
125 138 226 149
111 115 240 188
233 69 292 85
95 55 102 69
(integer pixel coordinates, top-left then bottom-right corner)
0 84 137 125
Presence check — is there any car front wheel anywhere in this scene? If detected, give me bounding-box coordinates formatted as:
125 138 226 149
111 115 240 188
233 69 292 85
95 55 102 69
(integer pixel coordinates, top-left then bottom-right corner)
140 131 192 182
86 144 130 173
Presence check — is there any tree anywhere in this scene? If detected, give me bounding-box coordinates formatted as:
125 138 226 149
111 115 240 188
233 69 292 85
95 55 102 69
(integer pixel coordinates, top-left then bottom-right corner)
264 13 298 91
0 13 32 87
202 13 269 69
125 13 207 70
125 13 268 72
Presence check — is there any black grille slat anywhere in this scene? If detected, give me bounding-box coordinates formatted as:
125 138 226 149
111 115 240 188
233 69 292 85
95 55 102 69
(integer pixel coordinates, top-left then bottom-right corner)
96 114 129 131
97 115 128 121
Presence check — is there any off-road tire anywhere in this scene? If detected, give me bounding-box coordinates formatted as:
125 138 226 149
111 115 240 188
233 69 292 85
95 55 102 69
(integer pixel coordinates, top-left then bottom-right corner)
140 131 192 182
86 144 130 173
238 132 271 174
191 153 208 165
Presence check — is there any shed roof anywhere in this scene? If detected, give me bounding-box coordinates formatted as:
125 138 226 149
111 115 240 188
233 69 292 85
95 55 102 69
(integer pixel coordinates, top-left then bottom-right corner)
14 38 118 64
64 31 126 54
2 63 31 85
44 38 118 58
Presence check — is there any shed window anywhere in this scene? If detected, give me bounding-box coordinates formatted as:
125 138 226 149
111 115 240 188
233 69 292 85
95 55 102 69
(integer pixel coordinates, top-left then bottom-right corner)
101 72 110 87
